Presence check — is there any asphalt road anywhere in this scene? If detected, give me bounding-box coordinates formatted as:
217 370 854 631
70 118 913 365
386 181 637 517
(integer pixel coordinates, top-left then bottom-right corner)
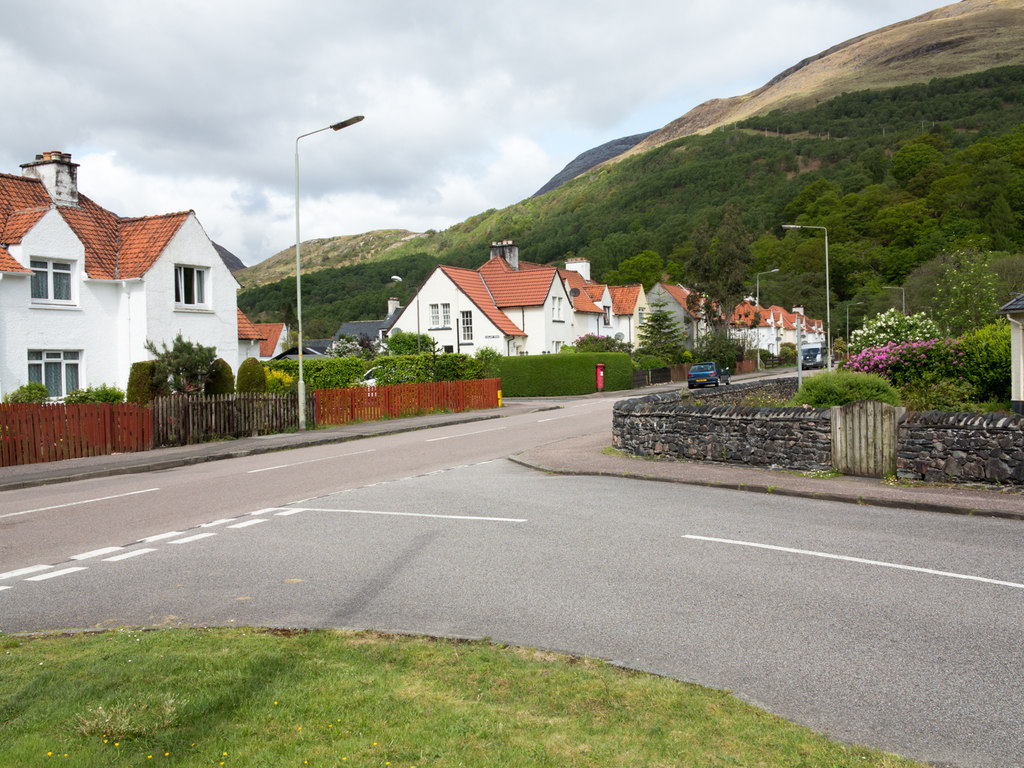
2 398 1023 768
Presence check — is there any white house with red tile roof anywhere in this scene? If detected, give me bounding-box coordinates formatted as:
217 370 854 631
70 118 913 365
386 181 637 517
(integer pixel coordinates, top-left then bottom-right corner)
0 151 249 399
730 300 825 354
255 322 289 360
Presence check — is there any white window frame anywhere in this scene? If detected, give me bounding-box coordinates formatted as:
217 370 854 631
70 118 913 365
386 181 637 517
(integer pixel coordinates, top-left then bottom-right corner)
430 303 440 327
30 259 74 305
175 265 209 309
603 305 612 326
460 310 473 343
28 350 81 399
441 303 451 327
552 296 563 321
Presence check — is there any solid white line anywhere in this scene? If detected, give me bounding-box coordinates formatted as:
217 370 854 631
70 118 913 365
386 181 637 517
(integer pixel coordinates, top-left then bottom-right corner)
0 586 10 591
170 533 218 544
103 548 157 562
228 519 267 529
71 546 123 561
299 507 526 523
683 535 1024 591
247 449 376 474
249 507 289 515
25 567 88 581
142 531 184 543
274 509 303 516
425 426 506 443
0 564 52 580
0 488 160 520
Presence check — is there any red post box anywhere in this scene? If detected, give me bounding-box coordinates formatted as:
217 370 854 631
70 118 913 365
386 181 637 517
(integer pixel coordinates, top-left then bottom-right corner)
595 363 605 392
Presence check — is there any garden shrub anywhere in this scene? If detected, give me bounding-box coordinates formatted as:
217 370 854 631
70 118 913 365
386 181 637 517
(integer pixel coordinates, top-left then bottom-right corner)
64 385 126 404
3 382 50 403
205 358 235 395
790 370 901 408
849 309 940 353
265 368 296 395
958 321 1011 402
899 373 978 412
145 334 218 393
633 353 668 370
574 334 633 354
266 357 367 389
778 343 796 365
126 361 166 405
496 353 632 396
236 357 268 393
693 332 739 373
843 338 966 388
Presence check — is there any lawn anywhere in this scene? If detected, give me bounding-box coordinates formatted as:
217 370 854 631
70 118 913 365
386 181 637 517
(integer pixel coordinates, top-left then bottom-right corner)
0 627 926 767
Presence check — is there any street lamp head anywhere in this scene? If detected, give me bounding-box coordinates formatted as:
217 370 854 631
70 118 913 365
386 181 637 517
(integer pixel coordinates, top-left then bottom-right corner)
331 115 365 131
390 275 402 282
782 224 802 230
769 268 779 273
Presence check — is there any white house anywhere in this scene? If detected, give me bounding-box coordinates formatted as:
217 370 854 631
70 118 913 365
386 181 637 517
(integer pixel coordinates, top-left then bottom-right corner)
0 150 248 399
730 300 825 353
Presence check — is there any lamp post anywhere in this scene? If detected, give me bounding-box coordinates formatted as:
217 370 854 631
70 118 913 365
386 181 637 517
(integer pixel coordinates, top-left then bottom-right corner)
782 224 832 369
754 268 779 370
295 115 364 430
883 285 906 314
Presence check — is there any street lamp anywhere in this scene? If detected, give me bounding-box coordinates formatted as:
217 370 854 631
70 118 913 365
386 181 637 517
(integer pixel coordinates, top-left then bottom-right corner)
883 285 906 314
782 224 832 369
295 115 364 430
754 268 779 370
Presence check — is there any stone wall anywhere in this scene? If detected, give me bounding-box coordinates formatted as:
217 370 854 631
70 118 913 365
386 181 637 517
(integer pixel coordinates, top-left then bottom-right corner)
898 410 1024 484
612 389 832 472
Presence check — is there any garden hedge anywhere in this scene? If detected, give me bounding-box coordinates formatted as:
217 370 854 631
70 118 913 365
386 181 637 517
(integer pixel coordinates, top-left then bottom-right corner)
496 353 632 397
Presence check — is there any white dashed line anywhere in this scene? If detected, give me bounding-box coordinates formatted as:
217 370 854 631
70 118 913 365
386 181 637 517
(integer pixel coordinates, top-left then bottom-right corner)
227 519 267 529
71 546 123 561
143 531 185 543
103 548 157 562
683 535 1024 591
0 564 52 580
201 518 236 527
170 533 218 544
25 567 88 581
250 507 290 515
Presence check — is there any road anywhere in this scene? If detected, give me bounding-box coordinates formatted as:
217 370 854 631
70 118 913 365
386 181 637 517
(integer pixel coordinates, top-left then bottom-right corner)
2 395 1023 768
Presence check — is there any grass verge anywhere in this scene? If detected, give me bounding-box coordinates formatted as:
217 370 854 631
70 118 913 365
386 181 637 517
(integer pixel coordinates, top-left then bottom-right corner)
1 627 925 767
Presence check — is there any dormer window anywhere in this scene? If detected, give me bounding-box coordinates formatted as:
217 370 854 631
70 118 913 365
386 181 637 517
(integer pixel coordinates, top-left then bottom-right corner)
30 259 73 304
175 265 208 308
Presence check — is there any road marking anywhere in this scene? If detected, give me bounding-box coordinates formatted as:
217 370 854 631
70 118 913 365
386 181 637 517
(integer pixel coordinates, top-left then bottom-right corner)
247 449 376 474
0 488 160 520
301 507 526 523
201 518 236 527
425 426 506 443
0 564 52 580
104 548 157 562
71 546 123 561
683 535 1024 591
143 531 185 543
250 507 290 515
228 519 267 529
0 586 9 591
274 509 303 516
170 533 218 544
25 567 88 581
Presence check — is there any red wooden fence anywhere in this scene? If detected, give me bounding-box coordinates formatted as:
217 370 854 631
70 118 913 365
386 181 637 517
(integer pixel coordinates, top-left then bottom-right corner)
315 378 500 425
0 402 152 467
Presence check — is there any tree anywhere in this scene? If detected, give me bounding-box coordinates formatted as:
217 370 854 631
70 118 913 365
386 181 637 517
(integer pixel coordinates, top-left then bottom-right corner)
604 250 664 291
144 334 217 394
637 297 687 364
383 329 437 356
931 250 1000 336
683 205 753 330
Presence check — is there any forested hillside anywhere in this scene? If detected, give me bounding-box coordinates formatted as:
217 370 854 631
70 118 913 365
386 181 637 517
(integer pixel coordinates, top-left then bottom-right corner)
238 65 1024 340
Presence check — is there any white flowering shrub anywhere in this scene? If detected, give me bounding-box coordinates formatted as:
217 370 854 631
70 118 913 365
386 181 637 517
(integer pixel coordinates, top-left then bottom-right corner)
849 309 940 353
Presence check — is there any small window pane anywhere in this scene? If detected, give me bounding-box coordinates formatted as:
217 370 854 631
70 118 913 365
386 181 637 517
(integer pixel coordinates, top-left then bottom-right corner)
28 350 43 361
65 363 79 394
28 363 42 384
31 268 47 299
53 270 71 300
44 362 62 397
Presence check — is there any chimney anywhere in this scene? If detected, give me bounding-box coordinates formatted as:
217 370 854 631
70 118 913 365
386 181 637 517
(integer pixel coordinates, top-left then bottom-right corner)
793 306 805 316
20 151 79 207
489 239 519 270
564 256 591 282
387 297 401 316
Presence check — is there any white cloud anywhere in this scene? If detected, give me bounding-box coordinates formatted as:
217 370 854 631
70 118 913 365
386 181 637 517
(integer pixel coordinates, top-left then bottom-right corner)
0 0 944 264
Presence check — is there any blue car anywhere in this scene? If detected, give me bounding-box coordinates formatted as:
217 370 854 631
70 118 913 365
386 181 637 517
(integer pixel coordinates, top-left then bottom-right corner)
687 361 730 389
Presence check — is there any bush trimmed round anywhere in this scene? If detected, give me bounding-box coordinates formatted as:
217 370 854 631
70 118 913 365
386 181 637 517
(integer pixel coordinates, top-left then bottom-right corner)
790 370 900 408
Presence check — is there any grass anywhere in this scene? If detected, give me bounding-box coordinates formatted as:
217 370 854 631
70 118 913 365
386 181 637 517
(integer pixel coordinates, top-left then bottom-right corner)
0 628 927 768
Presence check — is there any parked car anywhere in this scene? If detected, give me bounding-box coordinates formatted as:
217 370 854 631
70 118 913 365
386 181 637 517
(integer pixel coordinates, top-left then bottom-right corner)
801 346 824 369
360 367 378 387
687 361 730 389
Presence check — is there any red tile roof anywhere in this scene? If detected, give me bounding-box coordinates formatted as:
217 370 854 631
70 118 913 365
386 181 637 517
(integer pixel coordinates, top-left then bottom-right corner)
0 246 30 273
255 323 286 357
478 256 557 308
608 284 642 315
237 309 264 341
557 269 603 314
440 265 525 336
0 170 189 278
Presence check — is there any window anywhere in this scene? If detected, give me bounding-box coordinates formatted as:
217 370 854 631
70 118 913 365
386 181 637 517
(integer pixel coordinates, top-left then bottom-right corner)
428 302 451 328
30 260 73 303
638 308 646 326
175 265 207 307
552 296 563 321
28 350 80 398
603 305 611 326
460 310 473 342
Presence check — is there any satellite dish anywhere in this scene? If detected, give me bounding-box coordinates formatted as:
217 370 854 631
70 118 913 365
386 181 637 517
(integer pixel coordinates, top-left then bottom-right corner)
614 332 625 341
570 288 580 297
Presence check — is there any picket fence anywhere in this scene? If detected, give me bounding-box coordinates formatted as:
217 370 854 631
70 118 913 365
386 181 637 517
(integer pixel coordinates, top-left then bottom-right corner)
316 378 501 425
151 392 311 447
0 402 152 467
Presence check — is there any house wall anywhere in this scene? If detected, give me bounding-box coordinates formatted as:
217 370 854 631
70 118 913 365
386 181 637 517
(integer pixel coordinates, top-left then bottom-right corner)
142 215 240 373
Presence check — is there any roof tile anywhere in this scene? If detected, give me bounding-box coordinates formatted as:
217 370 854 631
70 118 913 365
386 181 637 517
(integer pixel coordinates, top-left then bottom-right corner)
237 309 264 340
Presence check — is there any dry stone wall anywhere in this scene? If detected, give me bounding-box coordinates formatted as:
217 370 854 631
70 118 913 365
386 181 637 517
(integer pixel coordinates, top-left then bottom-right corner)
898 410 1024 484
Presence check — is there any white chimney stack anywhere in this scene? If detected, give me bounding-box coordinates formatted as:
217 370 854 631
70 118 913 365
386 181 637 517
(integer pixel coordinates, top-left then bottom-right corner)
564 257 591 282
21 151 79 207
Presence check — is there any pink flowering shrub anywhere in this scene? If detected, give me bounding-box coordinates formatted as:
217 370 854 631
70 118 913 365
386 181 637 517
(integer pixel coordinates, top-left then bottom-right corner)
842 338 967 389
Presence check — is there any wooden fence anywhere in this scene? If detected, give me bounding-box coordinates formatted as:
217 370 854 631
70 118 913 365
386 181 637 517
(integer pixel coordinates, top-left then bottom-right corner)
151 392 311 447
0 402 152 467
316 378 501 425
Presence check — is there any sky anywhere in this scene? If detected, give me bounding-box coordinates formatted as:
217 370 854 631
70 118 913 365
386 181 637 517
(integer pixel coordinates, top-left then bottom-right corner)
1 0 945 266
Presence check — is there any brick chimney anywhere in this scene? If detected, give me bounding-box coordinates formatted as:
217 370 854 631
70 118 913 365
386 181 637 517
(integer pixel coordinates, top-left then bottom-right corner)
564 256 591 282
21 151 80 207
489 240 519 270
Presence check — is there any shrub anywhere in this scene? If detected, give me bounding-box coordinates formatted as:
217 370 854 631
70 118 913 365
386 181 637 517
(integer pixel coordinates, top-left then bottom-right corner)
633 353 668 370
574 334 633 354
693 332 739 373
899 374 978 412
4 382 50 403
790 370 901 408
958 321 1011 402
843 338 966 388
236 358 268 393
266 357 367 389
496 353 632 396
779 343 796 365
265 368 296 395
126 361 163 405
849 309 940 353
205 358 235 395
145 334 217 393
64 385 126 404
474 347 502 379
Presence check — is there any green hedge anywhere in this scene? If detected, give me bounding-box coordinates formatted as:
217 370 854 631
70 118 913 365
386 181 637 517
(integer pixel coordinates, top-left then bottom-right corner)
265 357 367 389
264 353 484 389
496 353 632 396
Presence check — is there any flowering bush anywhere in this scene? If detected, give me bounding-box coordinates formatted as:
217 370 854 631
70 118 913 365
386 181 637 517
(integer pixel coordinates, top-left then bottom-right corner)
843 337 966 388
849 309 940 353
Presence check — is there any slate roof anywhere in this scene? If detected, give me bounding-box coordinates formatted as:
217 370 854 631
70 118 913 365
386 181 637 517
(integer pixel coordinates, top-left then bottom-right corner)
1000 293 1024 313
0 170 190 279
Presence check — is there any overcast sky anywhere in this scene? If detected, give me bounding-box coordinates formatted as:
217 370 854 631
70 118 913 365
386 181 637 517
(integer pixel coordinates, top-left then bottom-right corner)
1 0 944 265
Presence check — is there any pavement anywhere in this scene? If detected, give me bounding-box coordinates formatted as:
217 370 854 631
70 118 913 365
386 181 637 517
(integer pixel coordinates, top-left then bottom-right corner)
2 381 1023 521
